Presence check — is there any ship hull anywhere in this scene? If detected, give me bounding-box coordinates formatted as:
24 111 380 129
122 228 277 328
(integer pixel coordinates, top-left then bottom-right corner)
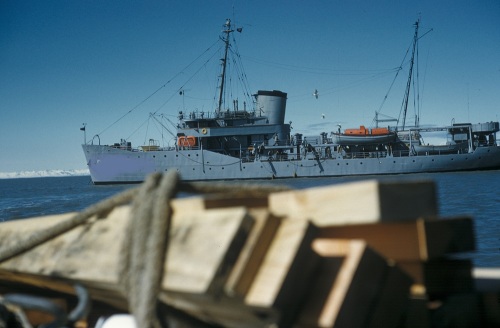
82 144 500 184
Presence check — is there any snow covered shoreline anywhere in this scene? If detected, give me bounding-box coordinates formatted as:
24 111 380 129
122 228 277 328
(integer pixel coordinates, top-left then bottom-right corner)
0 169 90 179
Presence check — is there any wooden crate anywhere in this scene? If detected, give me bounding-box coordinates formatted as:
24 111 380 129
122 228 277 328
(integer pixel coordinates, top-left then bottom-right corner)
269 180 437 226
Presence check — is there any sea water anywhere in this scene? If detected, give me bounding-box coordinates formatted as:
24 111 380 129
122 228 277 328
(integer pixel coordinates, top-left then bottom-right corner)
0 171 499 267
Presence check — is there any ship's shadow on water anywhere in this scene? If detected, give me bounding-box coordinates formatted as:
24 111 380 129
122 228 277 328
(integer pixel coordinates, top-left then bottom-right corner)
1 171 499 267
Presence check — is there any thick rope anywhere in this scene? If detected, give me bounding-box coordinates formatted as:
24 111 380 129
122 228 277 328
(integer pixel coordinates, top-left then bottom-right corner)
118 171 179 328
0 173 290 327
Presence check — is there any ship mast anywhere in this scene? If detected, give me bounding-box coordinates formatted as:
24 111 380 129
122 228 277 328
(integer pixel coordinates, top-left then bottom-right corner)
217 19 234 116
401 19 419 130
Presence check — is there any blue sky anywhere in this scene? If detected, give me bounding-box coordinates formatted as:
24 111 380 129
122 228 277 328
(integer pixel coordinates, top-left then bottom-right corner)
1 0 499 172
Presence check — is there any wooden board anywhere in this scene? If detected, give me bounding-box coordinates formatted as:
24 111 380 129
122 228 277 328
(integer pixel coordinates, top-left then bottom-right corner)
224 209 282 298
160 216 314 328
0 205 254 298
0 207 129 284
427 293 481 327
319 217 475 261
160 291 279 328
268 179 437 226
163 206 253 294
367 265 413 328
244 219 319 326
297 239 408 328
403 294 430 328
171 194 268 213
398 259 473 295
171 203 281 297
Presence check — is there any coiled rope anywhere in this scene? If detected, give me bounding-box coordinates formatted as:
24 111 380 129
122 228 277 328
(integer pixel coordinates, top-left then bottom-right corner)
0 172 290 327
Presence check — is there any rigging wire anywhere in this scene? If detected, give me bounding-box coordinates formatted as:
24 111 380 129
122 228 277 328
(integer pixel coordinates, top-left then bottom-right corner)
150 44 223 116
142 117 152 146
243 55 398 76
126 116 151 141
413 42 420 127
371 41 413 126
375 21 432 128
150 114 174 147
97 38 221 137
230 33 253 104
290 67 400 101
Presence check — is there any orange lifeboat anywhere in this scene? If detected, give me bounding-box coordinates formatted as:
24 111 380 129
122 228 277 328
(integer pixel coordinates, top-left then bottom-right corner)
371 127 390 135
344 125 367 135
333 126 396 145
177 136 197 147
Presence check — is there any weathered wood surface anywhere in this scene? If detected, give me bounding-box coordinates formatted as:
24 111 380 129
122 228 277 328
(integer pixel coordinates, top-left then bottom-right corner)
269 179 437 226
319 217 475 261
224 208 281 298
163 206 253 294
0 201 318 327
297 239 411 328
0 204 254 298
0 207 128 285
159 291 280 328
244 219 320 325
172 197 283 298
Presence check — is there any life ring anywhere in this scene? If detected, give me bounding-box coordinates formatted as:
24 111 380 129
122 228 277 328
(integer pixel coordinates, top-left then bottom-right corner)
201 128 207 135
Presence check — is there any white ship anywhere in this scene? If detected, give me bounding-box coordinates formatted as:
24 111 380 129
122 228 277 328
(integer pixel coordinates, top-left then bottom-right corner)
82 19 500 184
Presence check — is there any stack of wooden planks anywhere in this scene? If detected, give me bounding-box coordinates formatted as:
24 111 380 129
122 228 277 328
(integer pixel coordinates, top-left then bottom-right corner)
0 179 498 327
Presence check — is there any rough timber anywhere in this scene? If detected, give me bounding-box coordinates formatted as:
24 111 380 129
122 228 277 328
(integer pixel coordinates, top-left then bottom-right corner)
82 19 500 184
